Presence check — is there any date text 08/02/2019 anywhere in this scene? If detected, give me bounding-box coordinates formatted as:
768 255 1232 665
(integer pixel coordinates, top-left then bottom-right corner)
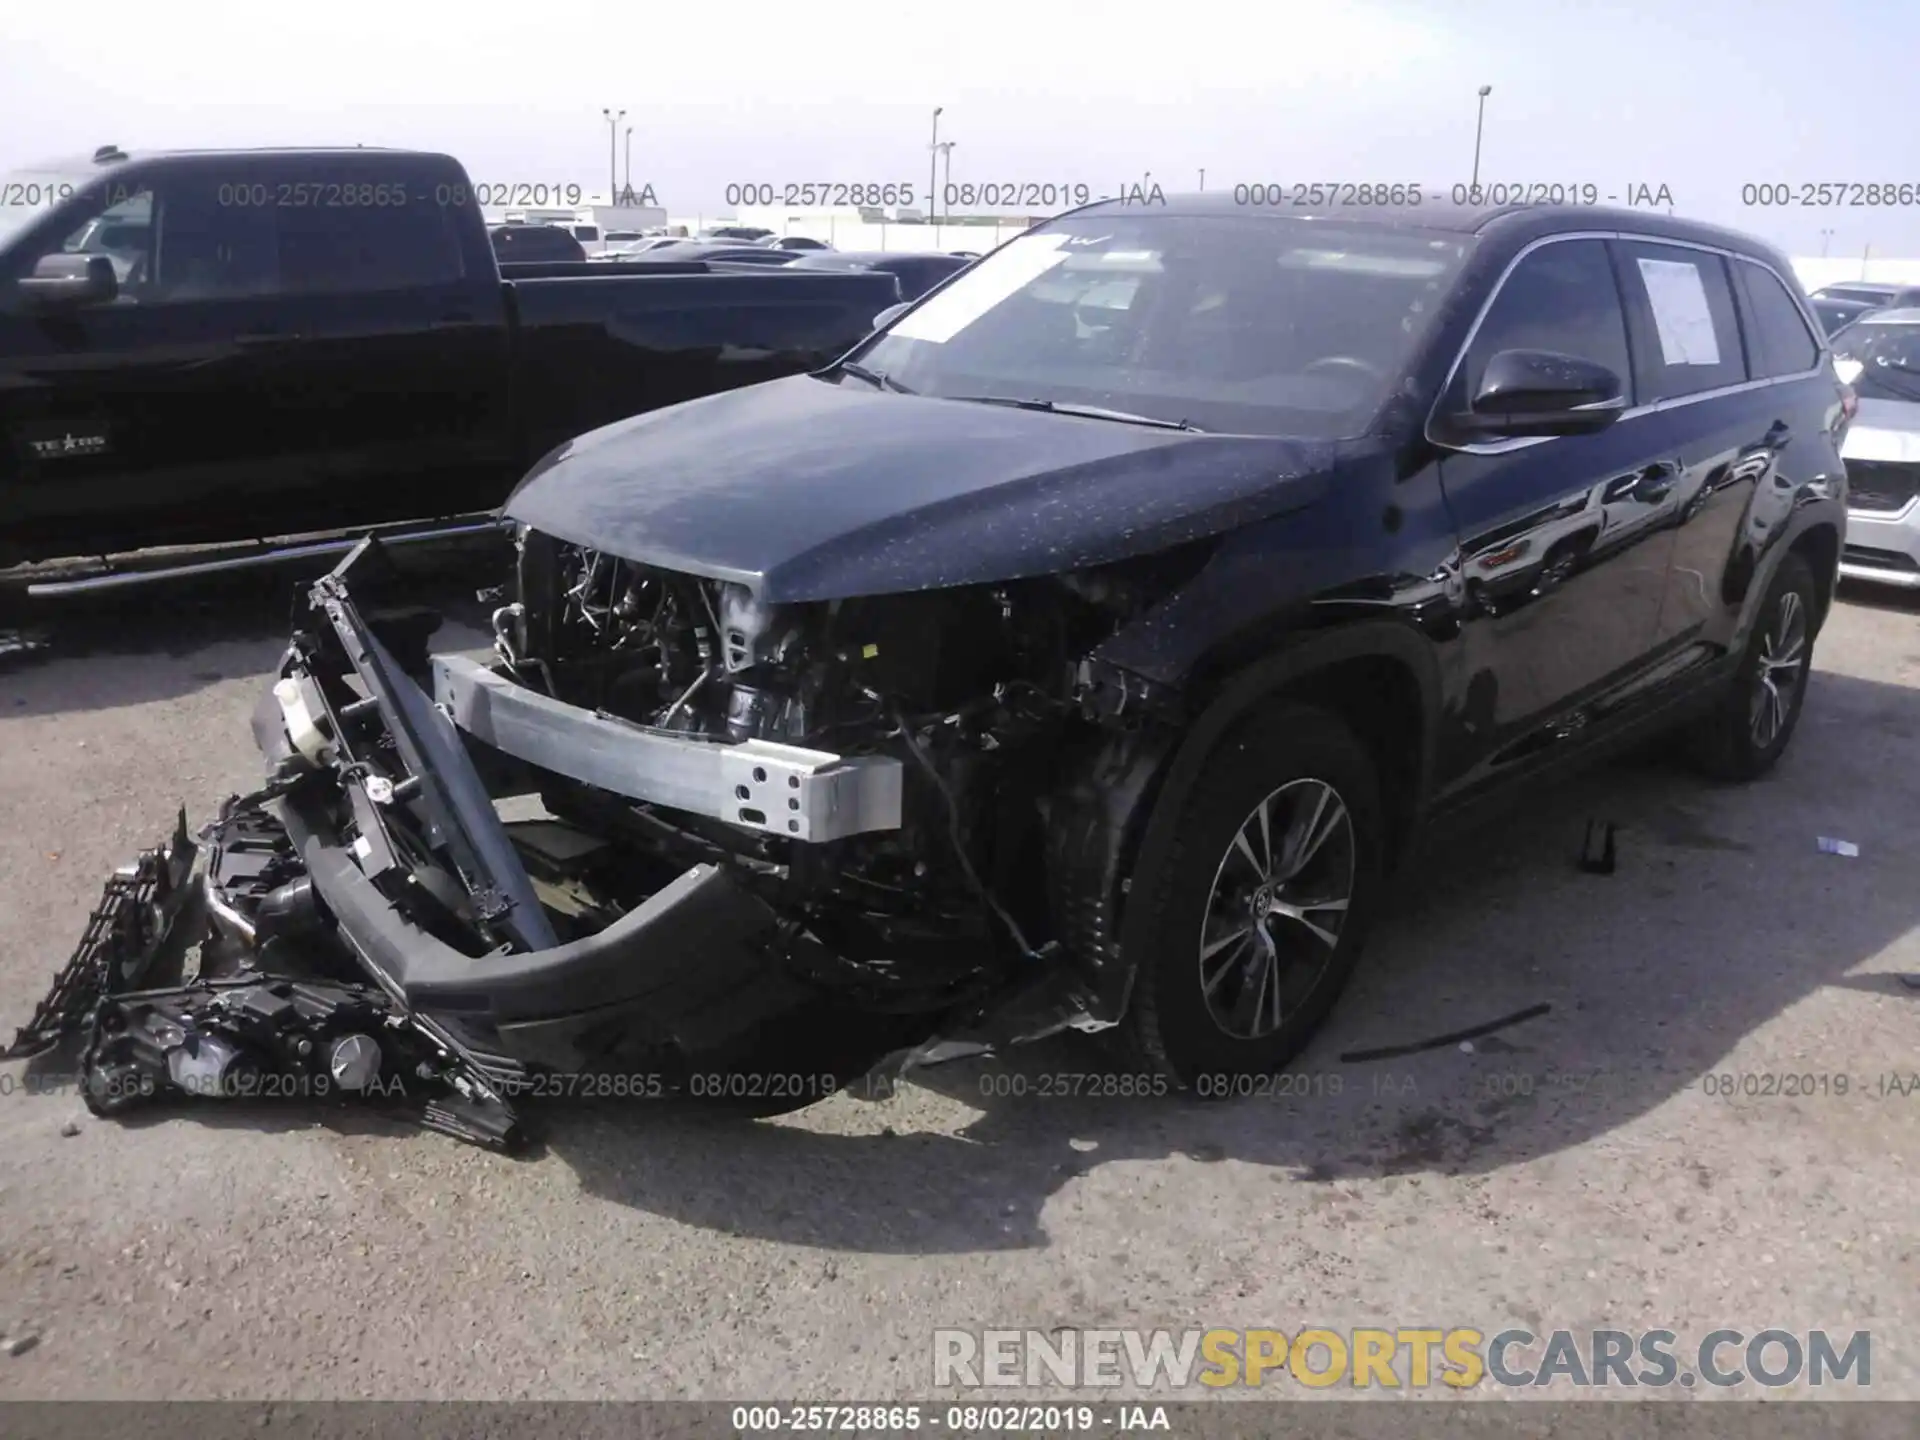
211 181 661 209
1230 182 1677 209
731 1405 1171 1432
722 181 1173 210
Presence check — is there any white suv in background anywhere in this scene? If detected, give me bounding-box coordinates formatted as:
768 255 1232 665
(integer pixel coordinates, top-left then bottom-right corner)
1833 307 1920 587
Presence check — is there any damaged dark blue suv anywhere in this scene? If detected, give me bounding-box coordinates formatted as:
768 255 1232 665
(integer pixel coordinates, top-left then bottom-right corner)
9 196 1851 1148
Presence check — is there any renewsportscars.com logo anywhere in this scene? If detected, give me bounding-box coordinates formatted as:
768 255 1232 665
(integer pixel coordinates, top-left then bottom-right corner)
933 1327 1872 1391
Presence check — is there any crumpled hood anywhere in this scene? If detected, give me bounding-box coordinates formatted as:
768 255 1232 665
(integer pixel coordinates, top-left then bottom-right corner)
503 374 1338 601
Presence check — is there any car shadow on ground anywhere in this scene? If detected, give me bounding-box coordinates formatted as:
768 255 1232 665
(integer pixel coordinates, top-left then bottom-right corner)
0 561 496 719
535 661 1920 1254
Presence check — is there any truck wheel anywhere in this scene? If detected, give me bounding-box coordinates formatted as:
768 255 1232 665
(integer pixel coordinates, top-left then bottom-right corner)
1120 702 1386 1087
1684 552 1817 781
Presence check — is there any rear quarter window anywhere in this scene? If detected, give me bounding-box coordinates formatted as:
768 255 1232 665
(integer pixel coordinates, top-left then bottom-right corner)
1735 260 1821 378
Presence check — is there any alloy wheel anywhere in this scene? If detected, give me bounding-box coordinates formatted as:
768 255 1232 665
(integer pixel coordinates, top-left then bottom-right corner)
1196 778 1355 1041
1749 589 1807 749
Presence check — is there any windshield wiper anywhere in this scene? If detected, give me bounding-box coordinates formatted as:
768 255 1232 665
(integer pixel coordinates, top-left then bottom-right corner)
944 395 1203 432
835 360 915 394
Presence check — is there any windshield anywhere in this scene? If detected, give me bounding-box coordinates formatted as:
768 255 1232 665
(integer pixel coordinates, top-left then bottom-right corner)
0 166 90 247
1832 318 1920 402
1819 285 1898 304
1812 299 1873 336
852 213 1473 438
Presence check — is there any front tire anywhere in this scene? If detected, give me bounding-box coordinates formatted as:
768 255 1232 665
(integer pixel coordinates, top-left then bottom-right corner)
1120 703 1386 1087
1684 553 1817 781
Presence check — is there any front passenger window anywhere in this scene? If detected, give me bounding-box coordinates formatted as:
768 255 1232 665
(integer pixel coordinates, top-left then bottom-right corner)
1461 240 1633 403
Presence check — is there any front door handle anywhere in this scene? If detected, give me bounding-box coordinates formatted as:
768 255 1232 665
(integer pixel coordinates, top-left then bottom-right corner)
1633 463 1677 503
1606 461 1679 505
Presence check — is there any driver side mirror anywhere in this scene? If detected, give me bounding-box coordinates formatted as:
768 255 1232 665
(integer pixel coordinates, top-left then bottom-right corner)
872 300 912 331
1454 348 1625 438
18 254 119 311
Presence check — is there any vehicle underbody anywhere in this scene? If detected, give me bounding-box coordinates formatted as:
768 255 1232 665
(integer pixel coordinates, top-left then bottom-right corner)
4 532 1200 1150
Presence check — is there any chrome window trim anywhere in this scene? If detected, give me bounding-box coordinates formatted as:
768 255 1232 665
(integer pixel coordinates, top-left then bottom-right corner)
1426 231 1831 458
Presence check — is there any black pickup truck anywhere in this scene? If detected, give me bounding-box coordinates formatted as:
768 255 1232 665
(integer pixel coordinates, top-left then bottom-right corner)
0 147 898 576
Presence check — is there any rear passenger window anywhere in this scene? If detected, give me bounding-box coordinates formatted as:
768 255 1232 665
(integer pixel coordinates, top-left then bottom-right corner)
1616 242 1746 400
1462 239 1632 403
150 180 280 300
275 175 466 294
1737 261 1820 377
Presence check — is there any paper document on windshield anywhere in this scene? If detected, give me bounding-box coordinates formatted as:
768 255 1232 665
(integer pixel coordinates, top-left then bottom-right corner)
1638 257 1721 366
890 233 1071 344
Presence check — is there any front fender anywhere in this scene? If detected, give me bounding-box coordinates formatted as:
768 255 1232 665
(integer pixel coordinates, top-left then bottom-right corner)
1050 619 1444 1024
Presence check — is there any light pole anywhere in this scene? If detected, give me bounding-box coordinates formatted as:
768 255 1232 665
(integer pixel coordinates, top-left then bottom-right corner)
1819 228 1835 258
929 106 944 221
1470 85 1492 191
935 141 957 217
623 126 634 201
601 107 625 206
1199 167 1206 191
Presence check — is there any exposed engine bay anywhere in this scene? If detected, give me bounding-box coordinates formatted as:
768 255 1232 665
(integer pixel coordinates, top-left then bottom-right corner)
3 531 1200 1150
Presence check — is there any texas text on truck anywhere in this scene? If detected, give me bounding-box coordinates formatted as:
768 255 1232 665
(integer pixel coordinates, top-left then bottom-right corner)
0 146 898 586
4 197 1850 1151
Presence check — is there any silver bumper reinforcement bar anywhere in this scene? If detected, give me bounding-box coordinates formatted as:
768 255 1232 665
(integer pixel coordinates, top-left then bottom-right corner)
430 654 904 843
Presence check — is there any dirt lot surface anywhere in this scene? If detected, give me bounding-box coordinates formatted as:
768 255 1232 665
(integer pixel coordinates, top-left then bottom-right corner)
0 576 1914 1401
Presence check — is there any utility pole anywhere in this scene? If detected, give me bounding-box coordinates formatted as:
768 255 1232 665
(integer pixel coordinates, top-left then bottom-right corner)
1470 85 1492 190
929 106 944 222
601 107 625 206
623 126 634 202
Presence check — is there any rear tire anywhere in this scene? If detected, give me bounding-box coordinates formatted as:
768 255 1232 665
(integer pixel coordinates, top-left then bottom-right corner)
1683 553 1817 781
1119 702 1387 1088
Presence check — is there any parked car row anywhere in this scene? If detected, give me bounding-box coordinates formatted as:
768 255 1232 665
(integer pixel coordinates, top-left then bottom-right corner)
0 147 901 578
580 233 977 301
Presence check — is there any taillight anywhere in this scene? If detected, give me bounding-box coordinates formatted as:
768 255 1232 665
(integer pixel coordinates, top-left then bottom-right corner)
1840 382 1858 426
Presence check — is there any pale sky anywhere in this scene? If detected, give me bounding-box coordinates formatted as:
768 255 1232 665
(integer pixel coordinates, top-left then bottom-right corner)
2 0 1914 254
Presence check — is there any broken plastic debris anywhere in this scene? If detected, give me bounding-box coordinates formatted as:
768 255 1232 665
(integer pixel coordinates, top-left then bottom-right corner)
1577 819 1617 875
1816 837 1860 858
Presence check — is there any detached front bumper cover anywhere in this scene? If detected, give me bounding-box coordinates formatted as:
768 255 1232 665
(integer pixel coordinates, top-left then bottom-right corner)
3 538 1108 1151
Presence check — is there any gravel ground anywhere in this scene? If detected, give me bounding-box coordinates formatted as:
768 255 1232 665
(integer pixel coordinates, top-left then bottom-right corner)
0 575 1914 1401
